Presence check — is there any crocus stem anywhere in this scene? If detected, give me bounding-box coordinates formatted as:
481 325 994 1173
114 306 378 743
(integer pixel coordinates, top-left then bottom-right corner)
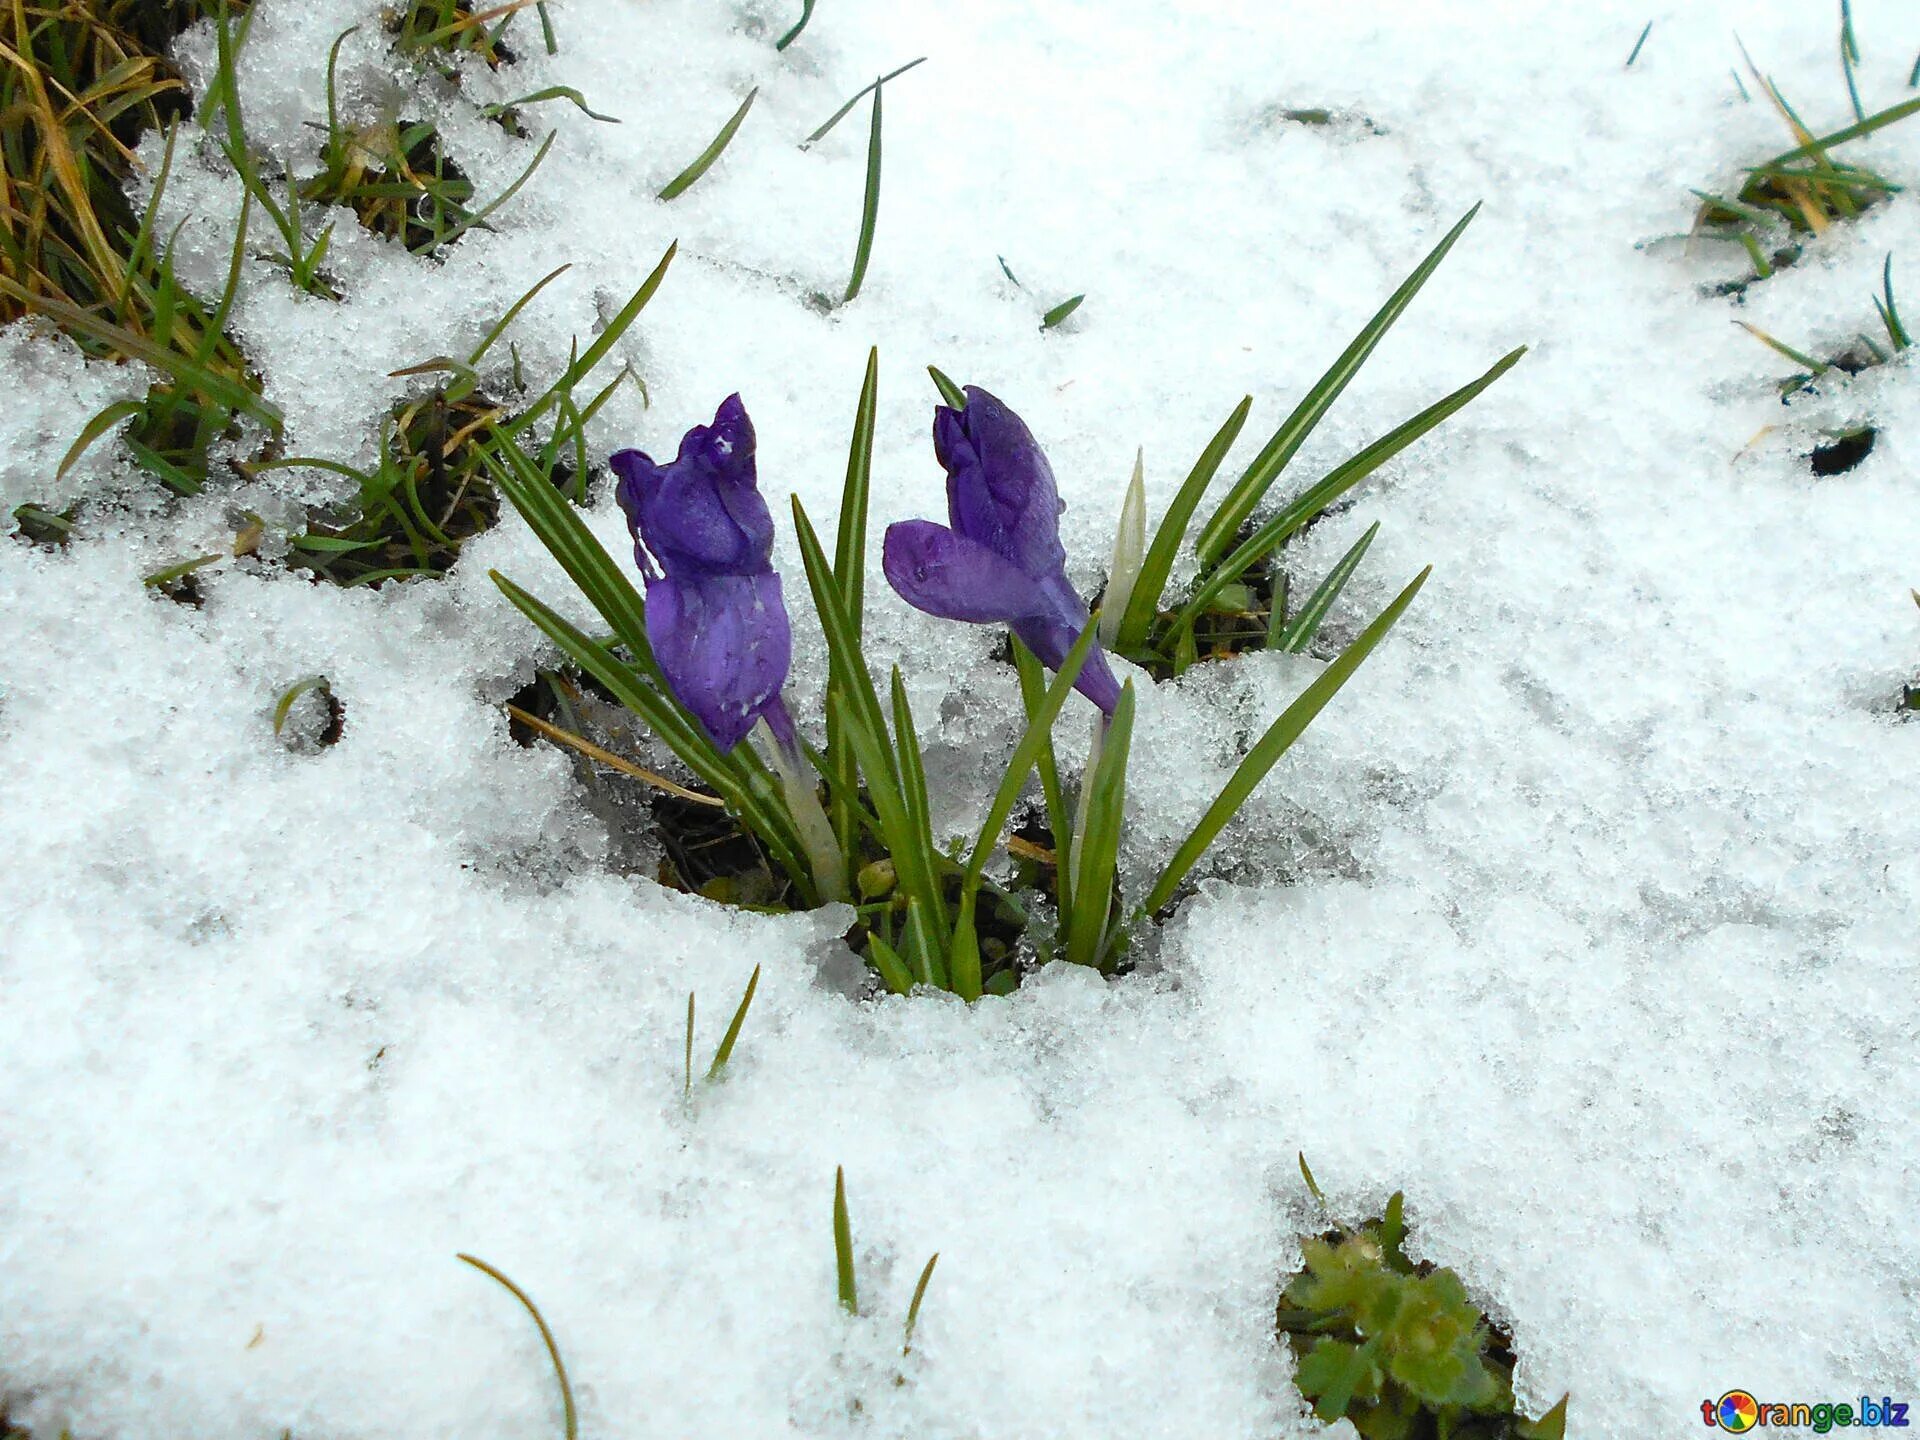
759 707 848 903
1099 450 1147 648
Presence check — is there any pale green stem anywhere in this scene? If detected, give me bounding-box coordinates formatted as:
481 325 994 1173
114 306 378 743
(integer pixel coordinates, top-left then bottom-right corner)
759 722 848 903
1100 449 1147 648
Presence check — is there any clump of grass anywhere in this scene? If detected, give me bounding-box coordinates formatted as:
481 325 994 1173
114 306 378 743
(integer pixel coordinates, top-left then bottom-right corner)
1692 38 1920 286
0 0 281 496
258 259 648 586
389 0 544 72
1279 1158 1568 1440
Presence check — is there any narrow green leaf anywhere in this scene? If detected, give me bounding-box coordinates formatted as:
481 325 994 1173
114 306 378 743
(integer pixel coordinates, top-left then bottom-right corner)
1012 640 1073 922
1172 347 1521 647
271 675 331 737
659 90 758 201
902 896 947 990
802 58 925 146
775 0 816 51
1758 95 1920 170
948 889 982 1002
889 669 946 948
1277 521 1379 653
1624 19 1652 68
927 365 966 409
1733 320 1827 374
57 398 147 479
836 349 879 619
903 1252 939 1351
482 87 620 124
468 264 570 367
1115 395 1254 651
1065 684 1134 973
843 84 883 303
705 965 760 1080
866 931 915 995
965 619 1100 885
1191 203 1480 567
507 241 675 435
684 992 696 1097
1146 567 1430 915
1040 293 1085 330
433 131 557 251
1297 1151 1327 1207
456 1255 578 1440
833 1167 858 1314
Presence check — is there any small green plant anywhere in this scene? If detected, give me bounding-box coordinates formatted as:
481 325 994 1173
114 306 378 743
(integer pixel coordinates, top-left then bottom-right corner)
1735 252 1909 396
683 964 761 1096
831 1166 939 1342
936 206 1517 681
1278 1159 1568 1440
391 0 544 71
1692 34 1920 284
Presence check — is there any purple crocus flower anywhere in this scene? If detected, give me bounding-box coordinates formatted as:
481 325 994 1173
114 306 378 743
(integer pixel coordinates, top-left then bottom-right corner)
611 394 797 753
882 386 1122 714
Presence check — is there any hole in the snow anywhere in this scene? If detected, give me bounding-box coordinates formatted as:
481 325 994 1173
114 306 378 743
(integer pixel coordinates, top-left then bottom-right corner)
1810 427 1875 476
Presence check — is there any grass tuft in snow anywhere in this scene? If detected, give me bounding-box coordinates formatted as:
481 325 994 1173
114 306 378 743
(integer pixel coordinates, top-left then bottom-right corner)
1279 1159 1569 1440
1691 33 1920 288
0 0 280 495
390 0 542 73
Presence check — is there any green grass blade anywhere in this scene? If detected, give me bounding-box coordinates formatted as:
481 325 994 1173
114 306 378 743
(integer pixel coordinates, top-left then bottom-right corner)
483 87 620 124
684 992 695 1096
1625 19 1652 68
1145 567 1430 916
1759 94 1920 169
775 0 815 51
1115 395 1253 651
1191 203 1480 566
705 965 760 1080
1277 520 1380 653
57 398 147 479
889 668 946 948
659 90 758 201
842 85 883 303
1012 639 1073 921
1172 346 1521 646
865 931 915 994
904 1252 939 1350
1064 685 1134 972
1733 321 1827 374
456 1255 578 1440
803 58 925 146
948 889 981 1001
833 1168 858 1314
927 364 966 409
792 499 944 927
505 241 676 434
434 131 556 251
468 264 570 367
1881 254 1909 348
965 619 1099 886
836 348 878 617
1040 293 1084 330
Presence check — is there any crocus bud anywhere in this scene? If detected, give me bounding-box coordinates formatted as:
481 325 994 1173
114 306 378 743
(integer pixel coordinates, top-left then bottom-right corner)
611 395 796 753
881 387 1122 714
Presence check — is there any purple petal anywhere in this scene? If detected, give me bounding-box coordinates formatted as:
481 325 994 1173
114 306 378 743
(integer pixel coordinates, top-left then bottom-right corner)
611 394 774 579
882 520 1044 624
645 570 792 752
934 387 1067 582
1011 616 1123 716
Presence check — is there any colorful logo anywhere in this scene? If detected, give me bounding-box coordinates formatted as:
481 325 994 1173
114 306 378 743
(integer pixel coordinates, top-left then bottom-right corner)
1699 1392 1911 1430
1716 1392 1760 1432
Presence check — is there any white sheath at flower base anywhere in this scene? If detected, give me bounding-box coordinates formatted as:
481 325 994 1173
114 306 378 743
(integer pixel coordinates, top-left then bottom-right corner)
1099 449 1147 649
758 721 848 903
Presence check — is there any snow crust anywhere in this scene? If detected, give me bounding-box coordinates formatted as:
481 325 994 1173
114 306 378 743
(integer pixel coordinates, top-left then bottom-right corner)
3 0 1919 1436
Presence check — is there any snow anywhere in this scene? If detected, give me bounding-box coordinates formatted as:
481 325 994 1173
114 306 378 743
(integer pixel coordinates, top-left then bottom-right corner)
4 0 1920 1436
